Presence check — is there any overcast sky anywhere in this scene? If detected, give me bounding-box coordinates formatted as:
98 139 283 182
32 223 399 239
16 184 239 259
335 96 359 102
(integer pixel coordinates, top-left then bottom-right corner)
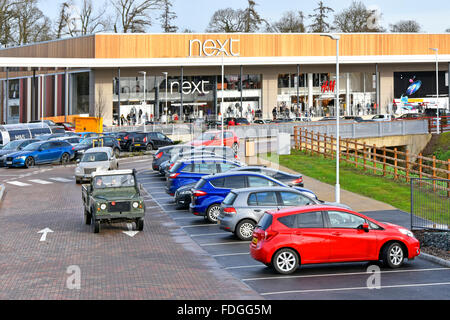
38 0 450 33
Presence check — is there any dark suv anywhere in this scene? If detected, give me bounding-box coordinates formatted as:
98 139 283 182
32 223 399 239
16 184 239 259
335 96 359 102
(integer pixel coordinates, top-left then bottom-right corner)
130 132 173 151
74 136 121 159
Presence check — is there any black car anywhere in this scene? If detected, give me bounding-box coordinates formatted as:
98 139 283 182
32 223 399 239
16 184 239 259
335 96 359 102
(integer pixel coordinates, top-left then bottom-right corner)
229 166 304 187
130 132 173 151
0 139 40 167
74 136 121 159
116 131 142 151
174 182 197 209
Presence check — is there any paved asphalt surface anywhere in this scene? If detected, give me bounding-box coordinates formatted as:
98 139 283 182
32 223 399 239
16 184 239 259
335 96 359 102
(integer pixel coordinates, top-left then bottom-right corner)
0 156 449 300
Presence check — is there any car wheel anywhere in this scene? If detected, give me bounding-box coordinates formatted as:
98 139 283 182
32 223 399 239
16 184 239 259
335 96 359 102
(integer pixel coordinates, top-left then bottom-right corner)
206 204 221 223
113 148 120 158
24 156 35 168
382 242 405 268
232 143 239 154
146 143 154 151
92 220 100 233
60 153 70 164
84 209 91 225
235 219 256 241
136 218 144 231
273 248 299 275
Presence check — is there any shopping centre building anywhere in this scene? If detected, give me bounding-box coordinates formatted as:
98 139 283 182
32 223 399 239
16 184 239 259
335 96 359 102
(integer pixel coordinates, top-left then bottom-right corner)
0 33 449 125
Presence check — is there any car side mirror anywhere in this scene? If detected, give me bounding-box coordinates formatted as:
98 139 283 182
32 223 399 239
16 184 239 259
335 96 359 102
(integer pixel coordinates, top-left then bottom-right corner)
360 223 370 232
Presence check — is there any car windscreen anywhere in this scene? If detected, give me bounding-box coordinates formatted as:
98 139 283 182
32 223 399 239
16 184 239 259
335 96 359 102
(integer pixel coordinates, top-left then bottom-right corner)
93 174 135 189
170 162 183 173
82 152 109 162
2 140 23 150
256 213 273 231
22 142 42 151
194 178 207 189
223 192 237 205
196 132 216 141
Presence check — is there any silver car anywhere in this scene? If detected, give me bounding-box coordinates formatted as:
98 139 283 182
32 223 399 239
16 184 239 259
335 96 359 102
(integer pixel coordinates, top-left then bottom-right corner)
75 147 119 184
218 186 350 241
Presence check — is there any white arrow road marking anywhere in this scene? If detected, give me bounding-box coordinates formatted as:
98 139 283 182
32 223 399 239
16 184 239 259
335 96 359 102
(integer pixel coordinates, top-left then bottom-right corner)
38 228 54 242
122 223 139 237
49 177 72 183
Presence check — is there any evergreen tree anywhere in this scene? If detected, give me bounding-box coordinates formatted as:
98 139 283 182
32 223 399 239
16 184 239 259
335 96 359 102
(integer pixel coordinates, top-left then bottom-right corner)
308 0 334 33
159 0 177 33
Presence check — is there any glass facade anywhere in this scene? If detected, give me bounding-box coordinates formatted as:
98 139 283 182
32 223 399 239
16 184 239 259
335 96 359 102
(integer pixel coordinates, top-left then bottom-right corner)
113 73 262 124
277 72 377 118
71 72 90 115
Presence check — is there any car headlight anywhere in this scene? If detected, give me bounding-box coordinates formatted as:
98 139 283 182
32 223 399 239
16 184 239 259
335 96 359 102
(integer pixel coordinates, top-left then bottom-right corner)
132 202 139 209
100 204 107 211
399 228 415 238
75 167 82 173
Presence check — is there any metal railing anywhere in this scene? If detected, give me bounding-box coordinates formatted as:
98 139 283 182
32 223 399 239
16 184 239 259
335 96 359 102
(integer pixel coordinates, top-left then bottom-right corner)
410 178 450 231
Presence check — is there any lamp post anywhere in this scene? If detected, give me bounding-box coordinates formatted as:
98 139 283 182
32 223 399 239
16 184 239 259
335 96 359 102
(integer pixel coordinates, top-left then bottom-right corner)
162 72 168 125
138 71 146 131
321 33 341 203
429 48 440 134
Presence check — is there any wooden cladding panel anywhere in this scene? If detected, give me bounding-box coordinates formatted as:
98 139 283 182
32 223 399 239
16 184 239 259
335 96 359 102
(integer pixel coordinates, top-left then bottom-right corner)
95 33 450 59
0 36 95 58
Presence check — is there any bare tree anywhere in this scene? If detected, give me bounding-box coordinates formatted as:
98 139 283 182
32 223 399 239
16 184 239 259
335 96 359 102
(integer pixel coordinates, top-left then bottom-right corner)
268 10 306 33
206 8 245 33
14 0 54 45
242 0 264 32
308 0 334 33
95 86 107 119
389 20 422 33
0 0 16 47
159 0 177 32
333 1 385 32
79 0 111 35
111 0 162 33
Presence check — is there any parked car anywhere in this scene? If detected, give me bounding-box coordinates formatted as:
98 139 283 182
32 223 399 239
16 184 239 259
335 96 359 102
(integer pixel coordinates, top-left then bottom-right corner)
395 113 422 120
55 122 76 132
0 139 40 167
318 117 337 122
82 169 145 233
75 147 119 184
36 133 67 141
76 132 100 139
189 130 240 153
250 205 421 274
50 136 83 146
218 187 349 240
230 166 304 187
173 182 197 209
4 140 75 168
163 150 218 177
28 119 57 126
152 145 195 172
189 171 317 223
225 117 250 126
74 136 121 159
165 158 244 196
253 119 272 124
116 131 141 151
129 132 173 151
341 116 365 123
371 114 393 122
194 146 238 159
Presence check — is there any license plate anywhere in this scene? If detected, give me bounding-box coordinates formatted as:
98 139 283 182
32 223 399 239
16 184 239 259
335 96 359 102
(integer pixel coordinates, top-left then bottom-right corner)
217 220 221 225
252 237 258 245
117 139 121 141
135 144 141 146
6 161 12 165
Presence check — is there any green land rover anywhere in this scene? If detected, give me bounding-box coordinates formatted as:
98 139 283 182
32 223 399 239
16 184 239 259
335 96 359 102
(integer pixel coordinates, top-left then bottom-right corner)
82 169 145 233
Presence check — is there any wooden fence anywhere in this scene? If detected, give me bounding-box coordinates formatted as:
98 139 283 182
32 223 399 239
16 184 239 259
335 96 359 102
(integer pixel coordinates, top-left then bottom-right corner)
294 127 450 194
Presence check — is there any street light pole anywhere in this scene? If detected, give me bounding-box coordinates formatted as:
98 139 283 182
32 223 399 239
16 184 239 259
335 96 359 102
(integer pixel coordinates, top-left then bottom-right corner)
321 33 341 203
221 54 224 146
429 48 440 134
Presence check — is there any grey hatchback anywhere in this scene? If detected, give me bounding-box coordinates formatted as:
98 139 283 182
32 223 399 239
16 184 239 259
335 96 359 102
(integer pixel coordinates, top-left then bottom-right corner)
218 186 350 241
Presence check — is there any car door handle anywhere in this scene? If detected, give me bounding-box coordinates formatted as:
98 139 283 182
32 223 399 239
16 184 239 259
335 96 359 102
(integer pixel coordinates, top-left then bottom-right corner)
294 231 302 235
332 232 342 236
253 209 262 213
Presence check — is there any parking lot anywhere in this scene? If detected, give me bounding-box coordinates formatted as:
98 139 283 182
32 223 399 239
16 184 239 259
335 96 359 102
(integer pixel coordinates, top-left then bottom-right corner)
0 153 450 300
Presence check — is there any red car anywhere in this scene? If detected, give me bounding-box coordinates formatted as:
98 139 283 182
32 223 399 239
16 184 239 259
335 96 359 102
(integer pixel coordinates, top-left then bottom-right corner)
55 122 76 132
250 205 420 275
189 130 239 153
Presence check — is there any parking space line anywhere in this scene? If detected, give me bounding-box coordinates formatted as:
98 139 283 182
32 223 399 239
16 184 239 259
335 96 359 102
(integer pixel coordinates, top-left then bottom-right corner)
28 179 53 185
180 224 218 228
242 267 450 282
260 282 450 296
212 252 249 257
6 181 31 187
49 177 73 183
225 265 265 270
190 232 230 237
200 241 251 247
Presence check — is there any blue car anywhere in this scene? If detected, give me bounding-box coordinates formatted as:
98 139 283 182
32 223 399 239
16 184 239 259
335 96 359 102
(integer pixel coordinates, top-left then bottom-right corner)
5 140 75 168
165 158 244 196
189 171 317 223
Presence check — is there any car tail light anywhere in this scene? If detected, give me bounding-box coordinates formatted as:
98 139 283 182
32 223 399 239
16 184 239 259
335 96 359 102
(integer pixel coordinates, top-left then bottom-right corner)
143 137 147 143
124 136 129 140
155 152 163 159
264 230 279 241
169 173 180 179
292 177 303 184
193 190 207 197
169 163 175 169
223 207 237 214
